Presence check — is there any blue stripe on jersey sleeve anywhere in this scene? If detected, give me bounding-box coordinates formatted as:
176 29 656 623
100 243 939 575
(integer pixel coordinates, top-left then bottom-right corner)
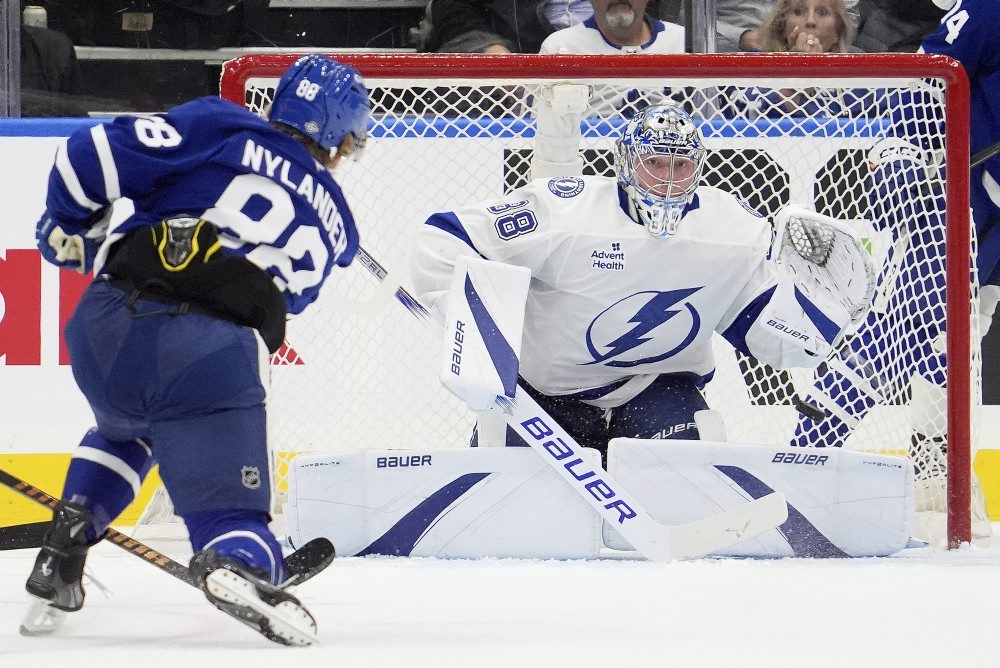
720 285 776 356
426 211 478 252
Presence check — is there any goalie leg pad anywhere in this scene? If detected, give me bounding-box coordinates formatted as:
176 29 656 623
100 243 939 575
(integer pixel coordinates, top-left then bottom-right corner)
285 448 604 559
606 438 914 557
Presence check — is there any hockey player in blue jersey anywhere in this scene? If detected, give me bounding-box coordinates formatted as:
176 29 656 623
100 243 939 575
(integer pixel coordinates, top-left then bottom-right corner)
22 54 370 645
922 0 1000 289
788 0 997 529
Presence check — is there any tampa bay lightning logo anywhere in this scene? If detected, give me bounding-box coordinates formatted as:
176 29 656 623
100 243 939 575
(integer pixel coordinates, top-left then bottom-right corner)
583 288 702 367
548 177 585 198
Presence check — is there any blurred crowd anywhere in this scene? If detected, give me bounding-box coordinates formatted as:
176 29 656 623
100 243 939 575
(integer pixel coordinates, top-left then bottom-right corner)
15 0 953 116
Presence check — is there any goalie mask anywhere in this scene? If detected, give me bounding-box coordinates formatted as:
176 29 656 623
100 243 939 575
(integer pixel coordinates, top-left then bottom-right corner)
269 54 371 160
615 104 707 237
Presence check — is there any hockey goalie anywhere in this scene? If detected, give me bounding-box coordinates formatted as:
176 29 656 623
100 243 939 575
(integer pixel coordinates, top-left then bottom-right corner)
286 103 917 560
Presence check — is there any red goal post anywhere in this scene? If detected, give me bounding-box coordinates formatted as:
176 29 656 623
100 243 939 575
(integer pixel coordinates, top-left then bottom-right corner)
219 53 975 547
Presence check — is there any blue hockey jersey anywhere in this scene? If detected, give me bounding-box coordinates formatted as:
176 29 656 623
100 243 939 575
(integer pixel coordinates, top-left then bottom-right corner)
921 0 1000 283
45 96 360 315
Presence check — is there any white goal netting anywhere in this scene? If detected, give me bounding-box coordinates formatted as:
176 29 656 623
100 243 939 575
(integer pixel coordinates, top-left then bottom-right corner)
214 53 980 545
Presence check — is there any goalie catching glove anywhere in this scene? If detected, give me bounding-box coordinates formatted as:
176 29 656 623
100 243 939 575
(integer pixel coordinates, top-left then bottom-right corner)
772 205 877 326
751 205 877 363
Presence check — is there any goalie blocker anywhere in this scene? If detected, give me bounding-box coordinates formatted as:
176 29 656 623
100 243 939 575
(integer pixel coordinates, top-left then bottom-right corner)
285 440 915 559
439 256 530 413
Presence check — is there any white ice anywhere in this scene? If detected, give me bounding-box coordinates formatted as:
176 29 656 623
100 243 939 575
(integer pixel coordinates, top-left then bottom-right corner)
3 531 1000 666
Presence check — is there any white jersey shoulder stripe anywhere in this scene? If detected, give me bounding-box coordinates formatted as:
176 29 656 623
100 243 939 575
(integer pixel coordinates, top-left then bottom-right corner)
55 143 102 212
90 124 121 201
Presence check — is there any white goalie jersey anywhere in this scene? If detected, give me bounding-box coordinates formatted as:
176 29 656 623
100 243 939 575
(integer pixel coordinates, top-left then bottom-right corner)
411 176 866 407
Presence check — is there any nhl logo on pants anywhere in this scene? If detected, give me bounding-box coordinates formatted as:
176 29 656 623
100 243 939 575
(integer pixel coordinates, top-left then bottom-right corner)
241 466 262 490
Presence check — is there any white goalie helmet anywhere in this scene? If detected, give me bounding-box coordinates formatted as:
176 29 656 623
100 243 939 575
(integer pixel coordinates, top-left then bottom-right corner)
614 103 707 237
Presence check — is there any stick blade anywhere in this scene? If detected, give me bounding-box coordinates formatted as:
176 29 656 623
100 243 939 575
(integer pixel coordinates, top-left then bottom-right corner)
284 537 336 586
668 492 788 561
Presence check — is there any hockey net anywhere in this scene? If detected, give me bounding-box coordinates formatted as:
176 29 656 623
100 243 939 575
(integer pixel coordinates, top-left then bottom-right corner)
215 53 979 547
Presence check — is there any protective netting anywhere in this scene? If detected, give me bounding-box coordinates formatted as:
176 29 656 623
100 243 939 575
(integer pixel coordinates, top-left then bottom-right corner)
223 58 979 535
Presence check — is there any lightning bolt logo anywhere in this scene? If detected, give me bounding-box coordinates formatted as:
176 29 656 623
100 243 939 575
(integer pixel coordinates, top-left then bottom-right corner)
584 288 702 367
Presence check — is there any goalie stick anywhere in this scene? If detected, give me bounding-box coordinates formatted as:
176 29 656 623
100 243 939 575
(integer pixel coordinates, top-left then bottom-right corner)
353 246 789 561
0 468 335 642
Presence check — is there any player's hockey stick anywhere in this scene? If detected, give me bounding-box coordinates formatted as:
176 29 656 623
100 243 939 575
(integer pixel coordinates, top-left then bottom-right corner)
0 468 198 585
2 467 334 644
0 521 49 551
353 246 788 561
0 468 335 587
971 139 1000 169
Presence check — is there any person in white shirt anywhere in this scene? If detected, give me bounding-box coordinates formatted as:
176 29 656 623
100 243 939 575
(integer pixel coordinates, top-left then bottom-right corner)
540 0 684 54
532 0 685 178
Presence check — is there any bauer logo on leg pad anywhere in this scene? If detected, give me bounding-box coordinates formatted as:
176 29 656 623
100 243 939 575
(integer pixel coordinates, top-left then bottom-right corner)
376 455 433 468
520 415 637 524
771 452 829 466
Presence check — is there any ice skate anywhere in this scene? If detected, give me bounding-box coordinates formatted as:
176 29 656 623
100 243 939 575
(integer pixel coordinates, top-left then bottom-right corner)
20 501 96 636
190 550 319 647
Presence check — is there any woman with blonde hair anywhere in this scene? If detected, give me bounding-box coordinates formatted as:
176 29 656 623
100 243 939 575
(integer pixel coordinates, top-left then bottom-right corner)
732 0 862 116
759 0 854 54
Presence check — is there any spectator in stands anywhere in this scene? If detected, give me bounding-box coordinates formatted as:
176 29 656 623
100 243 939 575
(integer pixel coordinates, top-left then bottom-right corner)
698 0 859 52
53 0 268 49
736 0 863 116
531 0 686 179
21 21 85 116
759 0 855 53
852 0 944 53
418 0 590 53
539 0 684 54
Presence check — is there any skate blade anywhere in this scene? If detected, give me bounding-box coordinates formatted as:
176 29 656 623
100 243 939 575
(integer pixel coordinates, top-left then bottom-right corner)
205 568 319 647
19 595 68 636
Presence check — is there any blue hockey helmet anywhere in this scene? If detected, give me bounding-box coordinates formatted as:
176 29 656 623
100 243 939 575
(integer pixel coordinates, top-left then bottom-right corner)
269 54 371 156
615 104 706 237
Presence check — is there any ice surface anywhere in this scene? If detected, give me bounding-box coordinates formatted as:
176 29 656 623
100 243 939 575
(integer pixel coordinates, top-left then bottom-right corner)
3 531 1000 666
